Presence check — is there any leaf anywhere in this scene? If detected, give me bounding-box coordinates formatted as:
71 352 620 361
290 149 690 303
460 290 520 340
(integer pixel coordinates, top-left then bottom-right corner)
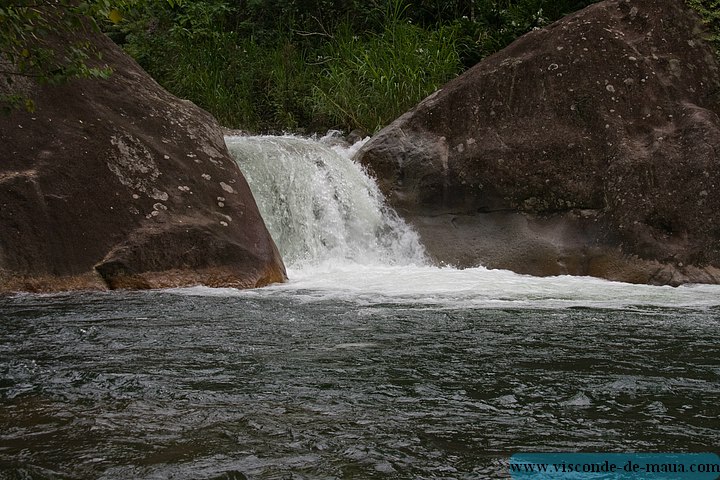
108 9 122 24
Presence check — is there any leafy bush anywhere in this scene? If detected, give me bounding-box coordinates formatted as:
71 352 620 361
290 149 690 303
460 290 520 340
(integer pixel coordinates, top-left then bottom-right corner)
0 0 183 113
118 1 317 130
113 0 606 133
9 0 717 131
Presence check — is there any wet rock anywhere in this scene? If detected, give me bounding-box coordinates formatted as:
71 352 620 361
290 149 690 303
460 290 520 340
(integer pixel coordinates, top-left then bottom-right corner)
347 129 370 145
0 31 286 292
357 0 720 285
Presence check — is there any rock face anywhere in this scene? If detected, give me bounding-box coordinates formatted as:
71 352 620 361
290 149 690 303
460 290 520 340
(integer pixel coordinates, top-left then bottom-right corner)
0 33 286 292
357 0 720 285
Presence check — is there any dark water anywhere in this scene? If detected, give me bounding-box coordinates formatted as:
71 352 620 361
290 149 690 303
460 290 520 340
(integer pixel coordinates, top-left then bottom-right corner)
1 291 719 479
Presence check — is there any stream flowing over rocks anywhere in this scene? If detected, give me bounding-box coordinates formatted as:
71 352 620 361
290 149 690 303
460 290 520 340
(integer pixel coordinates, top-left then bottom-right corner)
0 31 285 292
357 0 720 285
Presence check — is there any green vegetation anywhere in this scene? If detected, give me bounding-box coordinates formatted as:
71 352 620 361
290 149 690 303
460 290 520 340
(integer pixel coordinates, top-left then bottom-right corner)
310 3 461 132
0 0 180 113
687 0 720 56
3 0 719 132
112 0 598 133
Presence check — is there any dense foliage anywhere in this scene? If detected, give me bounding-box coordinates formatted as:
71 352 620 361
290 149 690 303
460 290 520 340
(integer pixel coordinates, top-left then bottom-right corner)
112 0 598 133
0 0 181 113
687 0 720 56
2 0 718 132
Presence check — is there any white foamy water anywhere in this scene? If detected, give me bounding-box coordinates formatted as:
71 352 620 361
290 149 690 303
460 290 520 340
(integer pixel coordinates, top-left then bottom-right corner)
181 262 720 310
3 136 715 480
226 133 425 267
221 134 720 310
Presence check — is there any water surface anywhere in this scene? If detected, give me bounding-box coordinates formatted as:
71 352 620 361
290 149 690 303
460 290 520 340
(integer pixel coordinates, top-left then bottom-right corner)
2 135 718 478
2 276 719 479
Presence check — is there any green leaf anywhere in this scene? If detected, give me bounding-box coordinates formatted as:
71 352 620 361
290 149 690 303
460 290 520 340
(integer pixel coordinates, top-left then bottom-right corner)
108 9 123 24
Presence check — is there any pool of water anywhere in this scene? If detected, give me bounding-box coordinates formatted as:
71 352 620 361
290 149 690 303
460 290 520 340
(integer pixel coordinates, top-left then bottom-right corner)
2 268 719 479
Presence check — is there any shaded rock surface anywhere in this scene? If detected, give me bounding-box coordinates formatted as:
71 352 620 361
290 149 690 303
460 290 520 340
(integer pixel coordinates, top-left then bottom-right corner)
0 32 286 292
357 0 720 285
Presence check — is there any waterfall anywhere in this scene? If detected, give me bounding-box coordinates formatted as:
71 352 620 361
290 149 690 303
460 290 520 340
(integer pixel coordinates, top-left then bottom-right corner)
225 134 426 268
211 135 720 308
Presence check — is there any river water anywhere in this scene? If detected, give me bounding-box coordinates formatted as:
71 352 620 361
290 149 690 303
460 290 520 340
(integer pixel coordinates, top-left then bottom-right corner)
1 136 719 479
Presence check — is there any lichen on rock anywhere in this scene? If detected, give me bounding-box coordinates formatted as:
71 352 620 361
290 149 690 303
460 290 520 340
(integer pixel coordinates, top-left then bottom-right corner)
0 30 286 292
357 0 720 286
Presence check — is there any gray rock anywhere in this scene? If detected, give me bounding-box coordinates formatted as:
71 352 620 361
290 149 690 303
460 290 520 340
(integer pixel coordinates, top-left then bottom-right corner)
357 0 720 285
0 31 286 292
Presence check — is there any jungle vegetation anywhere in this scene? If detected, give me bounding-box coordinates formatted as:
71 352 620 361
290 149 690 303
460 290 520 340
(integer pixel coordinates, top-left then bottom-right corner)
2 0 718 133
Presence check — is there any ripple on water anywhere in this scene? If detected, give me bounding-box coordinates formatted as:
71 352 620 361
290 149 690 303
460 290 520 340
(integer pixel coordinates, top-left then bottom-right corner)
0 291 718 478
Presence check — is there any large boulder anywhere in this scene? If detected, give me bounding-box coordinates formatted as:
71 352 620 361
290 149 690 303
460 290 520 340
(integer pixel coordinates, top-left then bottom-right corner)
0 32 286 292
357 0 720 285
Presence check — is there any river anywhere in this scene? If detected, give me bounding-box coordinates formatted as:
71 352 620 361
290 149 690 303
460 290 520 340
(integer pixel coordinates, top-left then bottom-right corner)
1 135 718 479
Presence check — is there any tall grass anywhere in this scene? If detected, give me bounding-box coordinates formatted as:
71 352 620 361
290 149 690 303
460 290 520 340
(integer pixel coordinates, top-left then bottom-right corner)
120 1 315 131
312 3 460 132
124 30 314 130
117 0 634 133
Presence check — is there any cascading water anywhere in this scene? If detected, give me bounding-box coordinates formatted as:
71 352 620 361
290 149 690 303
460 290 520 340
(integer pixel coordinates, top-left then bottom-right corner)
226 133 425 268
224 133 720 309
1 140 719 480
